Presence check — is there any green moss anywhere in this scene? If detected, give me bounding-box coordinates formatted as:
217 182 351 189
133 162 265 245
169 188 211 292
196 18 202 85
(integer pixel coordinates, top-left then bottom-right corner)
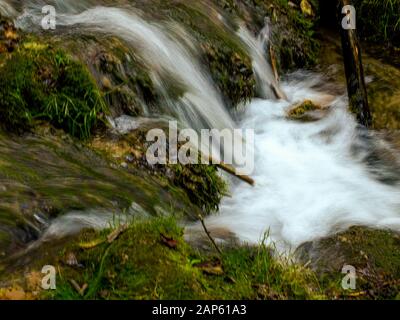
45 217 323 300
89 130 228 215
165 2 256 107
287 99 321 118
89 38 160 116
271 0 320 71
297 227 400 299
169 164 227 214
0 40 107 139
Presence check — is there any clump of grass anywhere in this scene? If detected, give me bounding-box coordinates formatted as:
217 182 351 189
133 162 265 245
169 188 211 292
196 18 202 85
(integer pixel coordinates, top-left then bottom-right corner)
354 0 400 46
0 40 107 139
44 217 324 300
169 163 228 214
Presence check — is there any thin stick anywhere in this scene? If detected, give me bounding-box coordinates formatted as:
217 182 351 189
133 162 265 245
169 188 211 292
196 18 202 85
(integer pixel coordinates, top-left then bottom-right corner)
69 279 88 296
209 156 255 186
269 45 279 82
198 214 222 256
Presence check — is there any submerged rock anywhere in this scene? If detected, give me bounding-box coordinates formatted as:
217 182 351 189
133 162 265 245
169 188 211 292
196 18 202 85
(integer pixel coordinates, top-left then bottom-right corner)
287 99 323 120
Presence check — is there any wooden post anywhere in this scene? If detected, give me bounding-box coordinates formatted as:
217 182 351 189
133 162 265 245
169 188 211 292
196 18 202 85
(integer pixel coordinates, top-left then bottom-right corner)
338 0 372 127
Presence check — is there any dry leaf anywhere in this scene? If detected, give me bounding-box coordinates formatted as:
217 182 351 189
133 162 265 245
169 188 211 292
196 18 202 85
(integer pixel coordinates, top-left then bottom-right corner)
161 234 178 249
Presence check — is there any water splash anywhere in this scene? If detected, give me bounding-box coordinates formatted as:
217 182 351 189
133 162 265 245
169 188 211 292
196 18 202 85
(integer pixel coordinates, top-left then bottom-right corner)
194 74 400 251
0 0 17 17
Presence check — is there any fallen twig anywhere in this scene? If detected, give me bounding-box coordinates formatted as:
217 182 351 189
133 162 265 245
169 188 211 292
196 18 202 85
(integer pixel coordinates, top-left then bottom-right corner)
69 279 88 296
107 223 128 243
198 214 222 256
209 156 255 186
269 45 279 82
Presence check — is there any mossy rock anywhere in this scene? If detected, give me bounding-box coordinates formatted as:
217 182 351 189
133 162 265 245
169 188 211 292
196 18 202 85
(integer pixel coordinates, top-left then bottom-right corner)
58 35 160 118
296 226 400 299
0 36 107 139
287 99 322 119
90 127 227 215
129 0 256 107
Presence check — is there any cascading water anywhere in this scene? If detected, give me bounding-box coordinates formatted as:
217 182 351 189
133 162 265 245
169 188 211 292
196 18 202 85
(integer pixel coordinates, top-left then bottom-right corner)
0 0 16 17
237 21 286 100
4 1 400 254
16 4 236 133
195 75 400 251
14 3 245 163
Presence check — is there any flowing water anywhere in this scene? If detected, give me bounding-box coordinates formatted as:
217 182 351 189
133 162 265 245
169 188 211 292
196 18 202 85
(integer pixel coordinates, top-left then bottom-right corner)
198 75 400 250
1 0 400 255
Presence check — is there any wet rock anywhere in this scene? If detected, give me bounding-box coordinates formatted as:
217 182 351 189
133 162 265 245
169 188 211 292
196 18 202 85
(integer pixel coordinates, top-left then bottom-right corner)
287 99 323 119
111 115 140 135
296 226 400 299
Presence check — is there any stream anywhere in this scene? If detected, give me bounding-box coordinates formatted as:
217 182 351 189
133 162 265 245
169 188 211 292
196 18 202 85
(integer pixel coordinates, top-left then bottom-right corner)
1 0 400 259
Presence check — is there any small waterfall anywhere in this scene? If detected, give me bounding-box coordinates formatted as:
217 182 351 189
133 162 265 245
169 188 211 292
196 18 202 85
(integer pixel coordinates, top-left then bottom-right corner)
237 20 286 100
14 4 247 163
6 1 400 254
55 7 235 134
0 0 17 17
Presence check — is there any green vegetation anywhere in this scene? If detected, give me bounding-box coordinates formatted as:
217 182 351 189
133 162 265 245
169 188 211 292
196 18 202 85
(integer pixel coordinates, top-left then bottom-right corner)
169 164 227 214
287 99 321 118
81 37 159 117
354 0 400 47
90 131 228 215
45 217 324 300
0 40 107 139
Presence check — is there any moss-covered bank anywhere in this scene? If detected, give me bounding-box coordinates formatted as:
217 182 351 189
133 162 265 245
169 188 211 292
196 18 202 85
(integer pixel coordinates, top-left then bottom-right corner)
2 218 324 300
353 0 400 48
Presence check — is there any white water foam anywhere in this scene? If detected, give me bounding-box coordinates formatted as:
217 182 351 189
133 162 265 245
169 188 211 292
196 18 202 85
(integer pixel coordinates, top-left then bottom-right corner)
197 76 400 251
